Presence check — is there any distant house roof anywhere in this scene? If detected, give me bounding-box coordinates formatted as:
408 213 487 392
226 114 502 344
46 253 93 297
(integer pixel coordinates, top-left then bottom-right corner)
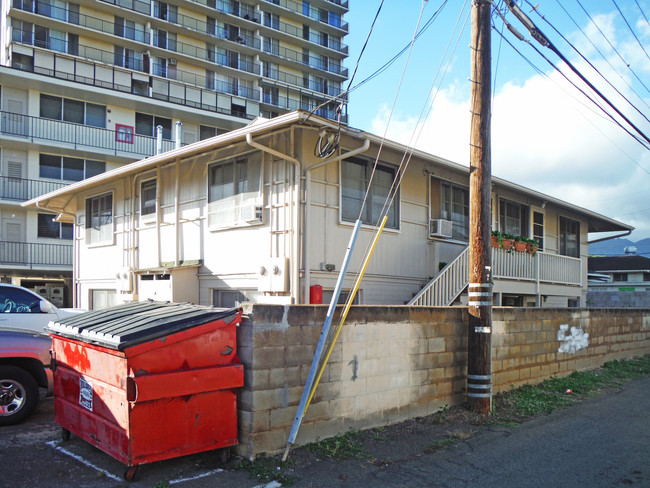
588 256 650 273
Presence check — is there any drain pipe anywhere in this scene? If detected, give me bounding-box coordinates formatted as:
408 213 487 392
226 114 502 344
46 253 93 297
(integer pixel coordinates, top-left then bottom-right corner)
175 121 182 149
246 132 370 303
303 138 370 304
156 125 163 154
246 131 301 303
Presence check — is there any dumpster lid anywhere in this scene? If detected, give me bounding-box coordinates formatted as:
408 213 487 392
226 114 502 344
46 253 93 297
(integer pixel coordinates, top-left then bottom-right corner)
46 301 240 350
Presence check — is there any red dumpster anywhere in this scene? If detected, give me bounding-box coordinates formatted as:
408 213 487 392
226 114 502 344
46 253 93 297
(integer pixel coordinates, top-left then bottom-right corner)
47 301 243 481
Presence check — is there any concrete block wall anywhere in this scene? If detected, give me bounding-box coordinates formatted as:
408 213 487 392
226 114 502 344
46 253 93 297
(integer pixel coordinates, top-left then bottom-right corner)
236 305 650 459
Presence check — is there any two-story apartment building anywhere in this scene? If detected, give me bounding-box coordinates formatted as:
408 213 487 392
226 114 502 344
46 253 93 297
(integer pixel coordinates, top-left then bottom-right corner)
1 0 349 305
24 111 633 309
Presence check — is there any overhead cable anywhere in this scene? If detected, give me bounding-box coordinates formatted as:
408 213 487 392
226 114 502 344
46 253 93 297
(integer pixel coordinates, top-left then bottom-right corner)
506 0 650 148
611 0 650 62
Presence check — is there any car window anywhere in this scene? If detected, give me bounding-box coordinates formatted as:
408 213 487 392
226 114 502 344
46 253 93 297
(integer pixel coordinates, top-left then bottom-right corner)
0 288 42 313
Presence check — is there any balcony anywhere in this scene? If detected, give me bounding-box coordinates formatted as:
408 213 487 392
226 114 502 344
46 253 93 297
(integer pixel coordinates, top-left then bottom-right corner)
262 42 348 78
261 15 348 55
6 48 261 119
261 0 349 32
408 246 582 306
0 240 72 268
12 1 150 44
0 176 66 202
0 109 175 157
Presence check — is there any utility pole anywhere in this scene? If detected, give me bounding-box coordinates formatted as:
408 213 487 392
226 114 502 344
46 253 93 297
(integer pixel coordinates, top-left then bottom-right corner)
467 0 492 414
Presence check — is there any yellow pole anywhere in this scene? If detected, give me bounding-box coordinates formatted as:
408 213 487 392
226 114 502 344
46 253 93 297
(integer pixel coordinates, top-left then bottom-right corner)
303 215 388 412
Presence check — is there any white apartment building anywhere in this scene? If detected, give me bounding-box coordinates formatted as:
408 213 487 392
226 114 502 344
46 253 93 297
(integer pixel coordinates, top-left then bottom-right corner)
0 0 349 305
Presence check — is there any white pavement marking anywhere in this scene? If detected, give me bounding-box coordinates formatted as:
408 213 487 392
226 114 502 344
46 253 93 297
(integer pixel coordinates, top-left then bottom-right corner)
251 482 282 488
46 441 122 482
168 468 225 484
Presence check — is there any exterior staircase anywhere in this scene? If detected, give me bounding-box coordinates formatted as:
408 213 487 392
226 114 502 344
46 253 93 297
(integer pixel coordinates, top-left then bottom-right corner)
408 247 469 306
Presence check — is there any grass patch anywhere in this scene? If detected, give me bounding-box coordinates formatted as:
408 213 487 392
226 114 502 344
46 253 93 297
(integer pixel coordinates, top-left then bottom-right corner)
493 355 650 422
234 457 295 486
306 431 370 460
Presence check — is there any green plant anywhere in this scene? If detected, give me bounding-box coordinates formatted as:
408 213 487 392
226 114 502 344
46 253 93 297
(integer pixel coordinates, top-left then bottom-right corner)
152 482 170 488
431 404 449 425
371 427 387 442
234 457 295 486
425 431 469 453
306 431 370 460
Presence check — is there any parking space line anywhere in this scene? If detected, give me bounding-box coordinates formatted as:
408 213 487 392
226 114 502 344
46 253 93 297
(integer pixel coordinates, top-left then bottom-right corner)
168 468 225 484
45 441 122 482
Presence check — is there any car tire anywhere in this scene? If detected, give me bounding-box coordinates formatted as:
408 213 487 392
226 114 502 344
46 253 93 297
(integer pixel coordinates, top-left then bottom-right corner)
0 365 39 426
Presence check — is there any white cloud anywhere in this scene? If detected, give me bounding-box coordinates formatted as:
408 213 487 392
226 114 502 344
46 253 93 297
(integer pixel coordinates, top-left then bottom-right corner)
371 58 650 239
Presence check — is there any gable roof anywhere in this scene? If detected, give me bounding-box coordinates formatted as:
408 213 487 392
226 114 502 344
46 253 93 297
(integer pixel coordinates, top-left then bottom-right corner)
23 110 633 236
588 255 650 272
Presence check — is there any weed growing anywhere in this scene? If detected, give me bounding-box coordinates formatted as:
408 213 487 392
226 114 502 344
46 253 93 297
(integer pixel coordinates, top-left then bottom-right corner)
305 430 370 460
234 457 295 486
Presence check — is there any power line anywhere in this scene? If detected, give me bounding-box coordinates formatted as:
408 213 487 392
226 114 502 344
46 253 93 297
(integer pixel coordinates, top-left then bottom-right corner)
548 0 650 117
635 0 650 29
505 1 650 150
574 0 650 96
611 0 650 62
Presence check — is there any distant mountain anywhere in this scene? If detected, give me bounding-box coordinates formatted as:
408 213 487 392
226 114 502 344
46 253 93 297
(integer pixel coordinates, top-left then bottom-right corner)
589 237 650 256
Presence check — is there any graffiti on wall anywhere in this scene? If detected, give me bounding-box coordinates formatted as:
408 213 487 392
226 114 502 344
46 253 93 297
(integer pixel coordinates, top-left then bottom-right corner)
557 324 589 354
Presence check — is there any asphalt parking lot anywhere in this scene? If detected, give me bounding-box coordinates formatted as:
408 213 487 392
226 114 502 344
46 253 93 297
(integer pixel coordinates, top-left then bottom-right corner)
3 376 650 488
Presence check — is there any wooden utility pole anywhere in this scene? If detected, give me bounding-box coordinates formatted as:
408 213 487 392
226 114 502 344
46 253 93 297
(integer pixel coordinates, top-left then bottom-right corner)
467 0 492 414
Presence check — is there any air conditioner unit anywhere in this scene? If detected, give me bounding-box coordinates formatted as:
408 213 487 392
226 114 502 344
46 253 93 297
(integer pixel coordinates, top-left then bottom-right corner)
429 219 453 238
169 58 177 65
240 204 263 223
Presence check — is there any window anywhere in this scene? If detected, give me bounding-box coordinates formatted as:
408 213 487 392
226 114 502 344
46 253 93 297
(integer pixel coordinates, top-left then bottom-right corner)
85 193 113 244
263 37 279 55
153 1 177 22
114 16 145 42
39 154 105 181
38 213 73 239
11 18 33 44
613 273 627 282
114 46 143 71
212 289 251 308
207 155 262 227
39 94 106 128
200 125 217 140
116 124 134 143
559 216 580 258
341 157 398 229
499 199 529 237
441 182 469 241
0 287 42 313
90 289 117 310
533 211 544 251
140 180 156 216
263 87 279 105
263 12 279 29
262 61 278 79
135 112 172 139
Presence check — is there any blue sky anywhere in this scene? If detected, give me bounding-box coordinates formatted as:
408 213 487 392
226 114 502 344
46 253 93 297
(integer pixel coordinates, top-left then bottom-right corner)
342 1 650 241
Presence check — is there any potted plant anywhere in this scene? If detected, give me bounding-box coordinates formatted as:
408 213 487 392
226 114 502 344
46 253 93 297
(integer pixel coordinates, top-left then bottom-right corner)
490 230 515 252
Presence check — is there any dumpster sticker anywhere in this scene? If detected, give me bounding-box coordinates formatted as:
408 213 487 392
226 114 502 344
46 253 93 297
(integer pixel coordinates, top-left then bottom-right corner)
79 377 93 412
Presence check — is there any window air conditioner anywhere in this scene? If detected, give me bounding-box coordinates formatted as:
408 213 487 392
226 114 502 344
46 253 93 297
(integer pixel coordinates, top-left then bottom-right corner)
240 204 263 223
429 219 453 238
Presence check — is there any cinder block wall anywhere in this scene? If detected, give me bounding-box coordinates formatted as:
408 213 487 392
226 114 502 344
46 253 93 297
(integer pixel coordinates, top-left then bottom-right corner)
236 305 650 459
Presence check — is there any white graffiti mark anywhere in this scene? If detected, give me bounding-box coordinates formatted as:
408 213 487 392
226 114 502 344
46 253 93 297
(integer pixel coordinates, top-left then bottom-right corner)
557 324 589 354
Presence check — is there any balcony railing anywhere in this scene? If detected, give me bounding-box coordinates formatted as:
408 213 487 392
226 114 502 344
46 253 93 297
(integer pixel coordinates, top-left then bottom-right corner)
261 0 349 32
261 14 348 55
12 1 151 43
262 42 348 78
0 176 67 202
0 240 72 268
409 247 582 306
7 49 262 119
0 109 175 157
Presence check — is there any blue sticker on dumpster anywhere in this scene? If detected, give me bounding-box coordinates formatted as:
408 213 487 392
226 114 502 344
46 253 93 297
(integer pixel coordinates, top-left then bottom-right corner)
79 377 93 411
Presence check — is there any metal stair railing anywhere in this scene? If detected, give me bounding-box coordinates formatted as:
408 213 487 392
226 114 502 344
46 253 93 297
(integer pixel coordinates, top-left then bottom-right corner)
408 247 469 306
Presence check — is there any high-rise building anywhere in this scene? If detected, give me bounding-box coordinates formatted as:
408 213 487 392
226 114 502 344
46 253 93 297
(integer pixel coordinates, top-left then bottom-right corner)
0 0 349 305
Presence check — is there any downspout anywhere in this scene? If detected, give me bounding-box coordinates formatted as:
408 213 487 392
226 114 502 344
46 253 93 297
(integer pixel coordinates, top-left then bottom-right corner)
175 121 182 150
246 132 301 303
303 138 370 304
156 165 162 268
245 132 371 303
175 159 180 267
